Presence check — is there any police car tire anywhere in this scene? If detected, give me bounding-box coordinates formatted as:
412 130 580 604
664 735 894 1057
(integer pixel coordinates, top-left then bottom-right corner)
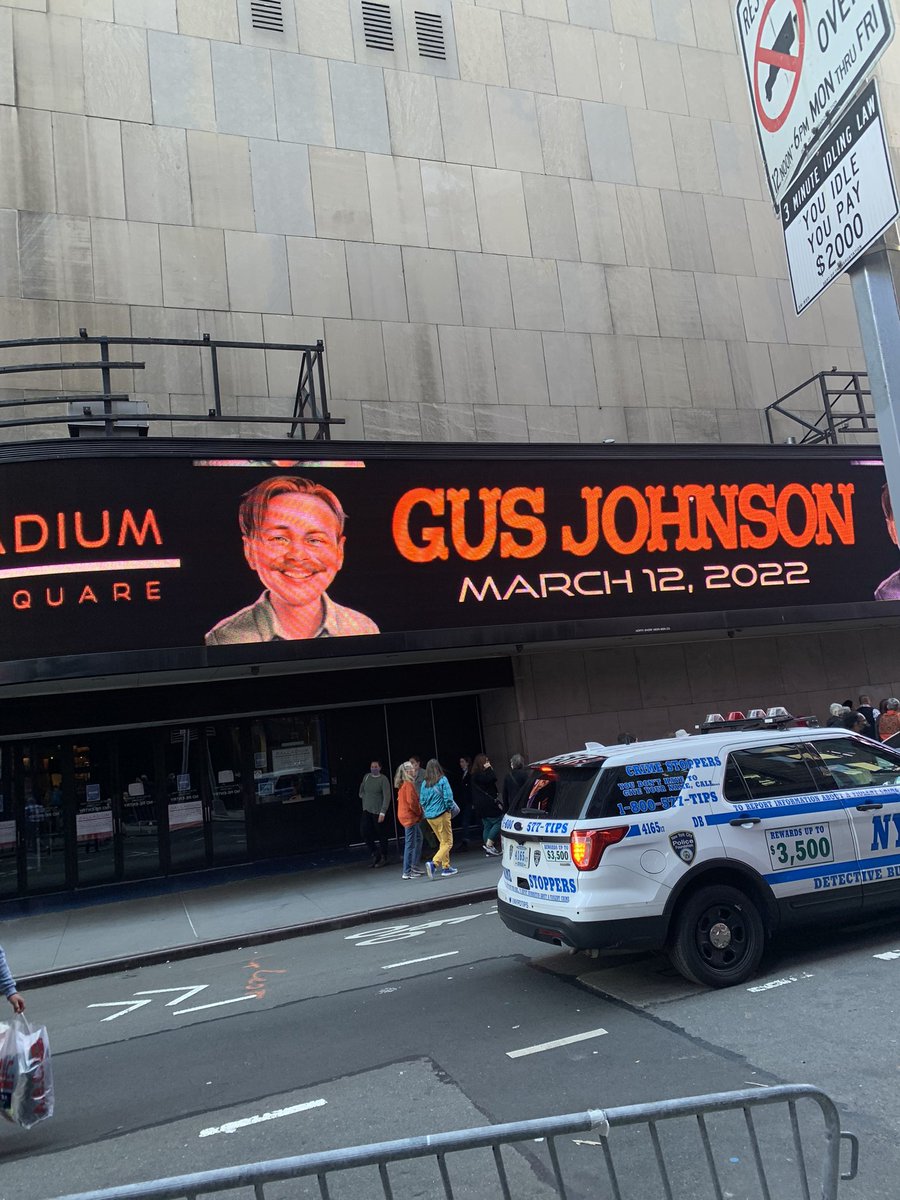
669 884 765 989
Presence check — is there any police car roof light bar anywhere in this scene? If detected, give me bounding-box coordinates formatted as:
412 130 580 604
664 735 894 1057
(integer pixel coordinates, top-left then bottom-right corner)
696 711 811 735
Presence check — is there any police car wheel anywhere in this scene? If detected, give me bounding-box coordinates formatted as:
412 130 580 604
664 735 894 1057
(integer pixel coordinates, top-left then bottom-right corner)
670 884 764 988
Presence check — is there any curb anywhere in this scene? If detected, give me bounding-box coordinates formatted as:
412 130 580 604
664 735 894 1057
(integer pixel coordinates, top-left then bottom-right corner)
18 885 497 990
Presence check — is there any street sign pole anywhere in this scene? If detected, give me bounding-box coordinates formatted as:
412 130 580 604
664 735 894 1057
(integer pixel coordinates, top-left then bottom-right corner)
849 240 900 515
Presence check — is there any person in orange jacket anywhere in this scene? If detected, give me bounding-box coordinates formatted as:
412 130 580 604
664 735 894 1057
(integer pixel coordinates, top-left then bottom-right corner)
395 761 425 880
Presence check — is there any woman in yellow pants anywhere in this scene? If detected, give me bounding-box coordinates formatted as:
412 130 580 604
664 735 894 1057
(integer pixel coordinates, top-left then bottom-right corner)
419 759 458 879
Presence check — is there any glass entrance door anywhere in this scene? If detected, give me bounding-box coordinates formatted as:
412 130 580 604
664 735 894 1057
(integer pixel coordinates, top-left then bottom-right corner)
204 723 249 865
250 713 328 857
21 741 70 893
164 728 210 872
72 739 117 887
0 748 19 898
114 730 163 880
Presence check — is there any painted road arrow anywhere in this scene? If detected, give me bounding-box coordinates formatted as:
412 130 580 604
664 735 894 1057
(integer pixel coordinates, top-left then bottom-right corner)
133 986 209 1007
88 999 153 1023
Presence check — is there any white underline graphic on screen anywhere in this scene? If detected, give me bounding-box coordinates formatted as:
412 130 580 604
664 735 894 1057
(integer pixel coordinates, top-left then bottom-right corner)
0 558 182 581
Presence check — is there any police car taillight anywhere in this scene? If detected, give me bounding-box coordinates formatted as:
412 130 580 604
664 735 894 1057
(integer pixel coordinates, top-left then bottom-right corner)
570 826 628 871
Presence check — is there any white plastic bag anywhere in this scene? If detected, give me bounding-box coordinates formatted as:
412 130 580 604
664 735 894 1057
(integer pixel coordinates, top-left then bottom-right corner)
0 1015 54 1129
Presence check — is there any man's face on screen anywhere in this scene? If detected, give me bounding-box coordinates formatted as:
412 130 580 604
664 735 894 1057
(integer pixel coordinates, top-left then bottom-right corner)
244 493 345 610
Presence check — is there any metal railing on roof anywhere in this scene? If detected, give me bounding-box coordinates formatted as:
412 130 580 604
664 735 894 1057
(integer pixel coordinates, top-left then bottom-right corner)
765 370 875 445
0 330 339 440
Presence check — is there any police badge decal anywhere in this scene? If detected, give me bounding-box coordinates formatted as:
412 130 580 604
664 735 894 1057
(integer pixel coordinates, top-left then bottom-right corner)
669 831 696 864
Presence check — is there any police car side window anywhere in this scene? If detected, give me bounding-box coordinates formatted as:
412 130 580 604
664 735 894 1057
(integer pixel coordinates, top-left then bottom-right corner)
724 744 822 802
722 761 750 803
811 737 900 790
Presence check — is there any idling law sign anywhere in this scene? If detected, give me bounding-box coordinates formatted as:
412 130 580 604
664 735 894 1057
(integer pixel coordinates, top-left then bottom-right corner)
736 0 894 203
782 80 899 311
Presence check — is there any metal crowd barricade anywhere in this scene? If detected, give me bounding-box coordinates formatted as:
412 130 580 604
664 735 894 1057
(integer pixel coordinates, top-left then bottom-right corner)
48 1085 858 1200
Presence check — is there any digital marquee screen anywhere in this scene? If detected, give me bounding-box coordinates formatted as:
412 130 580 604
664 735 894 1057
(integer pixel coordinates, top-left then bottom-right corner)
0 447 896 681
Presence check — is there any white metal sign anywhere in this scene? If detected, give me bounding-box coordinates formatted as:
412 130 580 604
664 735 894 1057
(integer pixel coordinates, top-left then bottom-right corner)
736 0 894 202
782 81 899 313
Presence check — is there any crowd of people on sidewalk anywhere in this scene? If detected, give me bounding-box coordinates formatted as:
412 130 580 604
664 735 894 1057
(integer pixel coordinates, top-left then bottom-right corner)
358 751 528 880
825 693 900 741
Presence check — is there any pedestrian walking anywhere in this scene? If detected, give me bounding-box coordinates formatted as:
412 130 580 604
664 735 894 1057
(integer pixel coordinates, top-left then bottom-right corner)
420 758 457 878
879 699 900 742
410 753 438 852
502 754 529 810
395 761 425 880
359 759 391 867
826 702 847 727
858 694 879 738
409 754 425 795
471 753 502 857
455 756 474 848
0 945 25 1014
842 710 868 734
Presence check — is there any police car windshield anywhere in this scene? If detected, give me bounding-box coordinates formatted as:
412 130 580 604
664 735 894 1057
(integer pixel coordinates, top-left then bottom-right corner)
510 767 599 820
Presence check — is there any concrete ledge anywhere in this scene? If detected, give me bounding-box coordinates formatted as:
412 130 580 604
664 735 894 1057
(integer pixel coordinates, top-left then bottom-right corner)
19 885 497 989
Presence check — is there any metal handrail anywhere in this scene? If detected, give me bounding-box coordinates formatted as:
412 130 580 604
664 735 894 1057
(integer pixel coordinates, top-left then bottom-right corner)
0 330 338 440
766 369 875 445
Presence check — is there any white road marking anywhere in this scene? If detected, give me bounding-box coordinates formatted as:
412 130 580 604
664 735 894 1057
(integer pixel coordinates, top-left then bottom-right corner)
746 972 813 993
181 897 199 939
199 1099 327 1138
874 950 900 960
345 913 485 946
88 1000 153 1022
134 986 209 1006
172 995 258 1015
507 1028 608 1058
381 952 459 970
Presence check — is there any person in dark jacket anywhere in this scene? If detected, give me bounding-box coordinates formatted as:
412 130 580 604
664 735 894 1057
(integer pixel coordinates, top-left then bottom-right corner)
454 756 474 848
471 753 502 857
502 754 528 810
858 694 879 739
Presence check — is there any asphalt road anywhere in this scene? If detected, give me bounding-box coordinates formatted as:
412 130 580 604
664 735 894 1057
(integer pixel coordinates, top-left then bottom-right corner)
5 899 900 1199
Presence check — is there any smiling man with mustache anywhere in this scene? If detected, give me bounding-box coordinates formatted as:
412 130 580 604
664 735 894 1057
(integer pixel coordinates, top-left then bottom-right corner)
205 476 379 644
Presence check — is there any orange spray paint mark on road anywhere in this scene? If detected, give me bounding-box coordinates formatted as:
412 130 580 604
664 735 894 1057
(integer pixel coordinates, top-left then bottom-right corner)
245 960 286 1000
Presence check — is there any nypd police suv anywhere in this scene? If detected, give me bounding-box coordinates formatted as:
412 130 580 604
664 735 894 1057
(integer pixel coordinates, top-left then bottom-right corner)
498 721 900 987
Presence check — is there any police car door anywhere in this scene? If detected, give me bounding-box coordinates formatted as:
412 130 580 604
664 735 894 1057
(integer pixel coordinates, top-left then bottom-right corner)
716 741 861 917
809 735 900 913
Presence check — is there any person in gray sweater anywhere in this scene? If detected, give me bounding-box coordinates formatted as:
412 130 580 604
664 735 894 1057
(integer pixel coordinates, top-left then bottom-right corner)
359 760 392 867
0 945 25 1013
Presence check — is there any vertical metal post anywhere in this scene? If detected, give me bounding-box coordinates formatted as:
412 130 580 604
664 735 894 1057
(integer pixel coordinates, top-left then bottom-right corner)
209 345 222 417
849 242 900 512
99 338 112 396
316 341 330 442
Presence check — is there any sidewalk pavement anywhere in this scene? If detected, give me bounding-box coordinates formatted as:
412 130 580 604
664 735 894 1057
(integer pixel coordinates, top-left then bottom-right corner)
1 848 503 989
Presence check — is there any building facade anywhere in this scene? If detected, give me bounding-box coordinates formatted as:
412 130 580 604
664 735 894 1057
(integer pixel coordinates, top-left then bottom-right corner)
0 0 871 443
1 0 900 899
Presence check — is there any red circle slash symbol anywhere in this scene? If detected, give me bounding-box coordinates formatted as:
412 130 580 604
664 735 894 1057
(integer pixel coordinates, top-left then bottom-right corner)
753 0 805 134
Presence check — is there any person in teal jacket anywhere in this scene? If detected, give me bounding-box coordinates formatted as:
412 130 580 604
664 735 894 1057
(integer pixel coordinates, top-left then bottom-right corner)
419 759 457 879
